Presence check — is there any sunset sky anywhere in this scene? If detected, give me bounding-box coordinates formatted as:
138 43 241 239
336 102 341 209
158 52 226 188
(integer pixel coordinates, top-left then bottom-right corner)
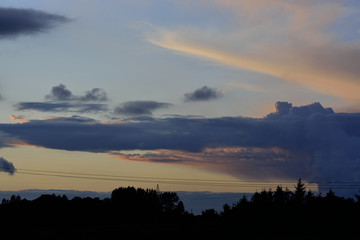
1 0 360 195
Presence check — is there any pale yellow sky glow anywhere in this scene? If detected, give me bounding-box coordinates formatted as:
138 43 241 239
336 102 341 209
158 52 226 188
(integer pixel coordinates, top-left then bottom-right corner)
1 145 253 193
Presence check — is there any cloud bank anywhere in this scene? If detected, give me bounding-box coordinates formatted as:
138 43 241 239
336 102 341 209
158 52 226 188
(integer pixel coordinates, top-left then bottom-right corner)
184 86 223 102
3 101 360 194
0 7 70 38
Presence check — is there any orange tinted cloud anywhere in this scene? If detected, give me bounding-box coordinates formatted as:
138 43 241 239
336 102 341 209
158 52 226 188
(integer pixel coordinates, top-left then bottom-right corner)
147 0 360 102
109 147 300 180
9 115 29 123
7 140 44 148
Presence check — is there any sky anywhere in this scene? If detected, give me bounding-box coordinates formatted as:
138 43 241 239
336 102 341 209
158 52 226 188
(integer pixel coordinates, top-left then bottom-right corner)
1 0 360 196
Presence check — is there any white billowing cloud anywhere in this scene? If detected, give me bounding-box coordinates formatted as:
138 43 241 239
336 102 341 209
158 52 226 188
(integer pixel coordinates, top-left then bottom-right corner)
146 0 360 102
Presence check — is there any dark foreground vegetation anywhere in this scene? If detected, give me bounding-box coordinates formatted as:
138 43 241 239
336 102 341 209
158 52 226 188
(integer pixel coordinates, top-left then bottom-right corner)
1 179 360 239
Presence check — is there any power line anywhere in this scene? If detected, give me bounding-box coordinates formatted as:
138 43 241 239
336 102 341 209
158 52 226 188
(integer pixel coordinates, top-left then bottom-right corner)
15 170 274 188
11 168 303 188
16 168 268 183
2 167 360 190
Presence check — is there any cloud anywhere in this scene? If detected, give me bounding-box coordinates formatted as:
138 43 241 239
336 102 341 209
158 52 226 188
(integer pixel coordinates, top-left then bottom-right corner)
273 102 292 115
15 102 108 113
267 101 334 118
2 102 360 195
109 147 303 180
16 84 109 113
79 88 108 102
146 1 360 102
45 84 73 101
184 86 223 102
0 157 16 175
45 84 108 102
108 103 360 195
114 101 173 116
0 7 70 39
9 115 29 123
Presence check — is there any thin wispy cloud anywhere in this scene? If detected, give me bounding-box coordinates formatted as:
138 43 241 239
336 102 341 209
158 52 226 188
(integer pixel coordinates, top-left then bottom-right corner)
15 102 108 113
146 0 360 103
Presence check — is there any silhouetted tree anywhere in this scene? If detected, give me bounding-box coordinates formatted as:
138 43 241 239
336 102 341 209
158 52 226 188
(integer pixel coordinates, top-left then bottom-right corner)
239 194 249 205
201 208 218 218
175 200 185 215
305 189 315 203
159 191 184 215
111 186 161 220
222 203 231 217
1 183 360 237
273 185 291 206
325 188 336 199
251 188 273 206
292 178 306 204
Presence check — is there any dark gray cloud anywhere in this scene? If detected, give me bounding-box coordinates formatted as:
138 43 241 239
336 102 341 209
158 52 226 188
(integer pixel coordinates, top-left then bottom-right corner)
45 84 73 101
79 88 108 102
3 102 360 195
0 7 70 38
0 157 16 175
45 84 108 102
15 102 108 113
184 86 223 102
114 101 172 116
17 84 109 113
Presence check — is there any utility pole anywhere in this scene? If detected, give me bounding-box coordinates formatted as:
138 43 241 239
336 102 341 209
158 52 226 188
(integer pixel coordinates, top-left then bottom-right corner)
156 184 160 193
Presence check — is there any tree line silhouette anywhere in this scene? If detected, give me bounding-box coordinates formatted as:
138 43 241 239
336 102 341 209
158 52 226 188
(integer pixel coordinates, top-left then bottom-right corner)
1 180 360 238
